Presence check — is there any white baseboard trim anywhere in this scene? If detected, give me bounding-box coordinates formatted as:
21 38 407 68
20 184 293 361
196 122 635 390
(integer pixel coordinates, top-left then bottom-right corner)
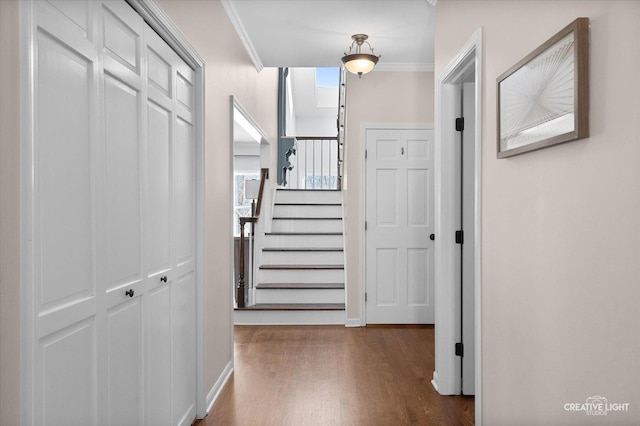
431 371 440 393
205 360 234 414
345 318 362 327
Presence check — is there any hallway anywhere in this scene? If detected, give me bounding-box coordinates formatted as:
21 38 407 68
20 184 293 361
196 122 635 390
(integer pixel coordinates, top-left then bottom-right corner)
198 326 474 425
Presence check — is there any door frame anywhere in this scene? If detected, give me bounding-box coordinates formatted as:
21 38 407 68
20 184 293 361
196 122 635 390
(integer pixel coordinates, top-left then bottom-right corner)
20 0 207 421
431 28 483 423
360 123 434 326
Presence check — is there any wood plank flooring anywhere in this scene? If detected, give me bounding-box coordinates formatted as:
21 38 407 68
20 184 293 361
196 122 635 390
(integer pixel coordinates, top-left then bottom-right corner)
196 325 474 425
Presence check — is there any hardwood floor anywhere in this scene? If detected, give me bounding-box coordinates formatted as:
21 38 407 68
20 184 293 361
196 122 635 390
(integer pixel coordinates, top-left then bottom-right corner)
197 325 474 425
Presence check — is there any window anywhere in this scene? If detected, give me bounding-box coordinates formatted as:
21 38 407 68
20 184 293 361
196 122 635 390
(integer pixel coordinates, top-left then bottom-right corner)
233 173 259 237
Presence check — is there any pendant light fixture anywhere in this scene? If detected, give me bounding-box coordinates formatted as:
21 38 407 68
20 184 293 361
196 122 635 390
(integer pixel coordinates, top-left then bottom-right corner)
341 34 380 78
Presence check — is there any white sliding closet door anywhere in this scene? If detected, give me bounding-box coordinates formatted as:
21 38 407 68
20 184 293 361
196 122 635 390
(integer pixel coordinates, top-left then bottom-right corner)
28 1 197 424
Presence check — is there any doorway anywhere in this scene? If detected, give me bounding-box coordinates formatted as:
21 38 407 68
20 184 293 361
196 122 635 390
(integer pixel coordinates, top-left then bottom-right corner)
432 27 482 418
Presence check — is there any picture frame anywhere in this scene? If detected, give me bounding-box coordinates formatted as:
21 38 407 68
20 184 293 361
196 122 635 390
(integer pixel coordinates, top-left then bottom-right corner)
497 18 589 158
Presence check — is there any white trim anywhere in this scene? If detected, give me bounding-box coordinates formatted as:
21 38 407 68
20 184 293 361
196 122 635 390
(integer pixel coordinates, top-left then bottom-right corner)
373 62 435 73
433 27 482 426
20 1 36 424
232 96 272 146
126 0 204 69
205 361 234 414
360 123 434 326
220 0 264 72
345 318 362 328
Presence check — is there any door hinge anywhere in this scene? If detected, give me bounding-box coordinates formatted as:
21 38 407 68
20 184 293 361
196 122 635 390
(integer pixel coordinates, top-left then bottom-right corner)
365 150 368 159
455 342 464 357
365 292 368 302
455 230 464 244
455 117 464 132
365 221 368 231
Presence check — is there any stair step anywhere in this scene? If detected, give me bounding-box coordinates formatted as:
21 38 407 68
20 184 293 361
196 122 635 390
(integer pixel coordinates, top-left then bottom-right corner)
271 218 342 233
234 306 345 325
236 303 345 311
257 283 344 289
260 248 344 265
262 247 343 252
264 233 343 249
275 189 342 205
266 232 342 235
275 203 341 206
259 268 344 284
259 264 344 270
272 217 342 220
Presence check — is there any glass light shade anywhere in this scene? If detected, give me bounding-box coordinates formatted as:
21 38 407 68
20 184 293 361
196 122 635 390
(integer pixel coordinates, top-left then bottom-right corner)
244 179 261 200
342 53 379 76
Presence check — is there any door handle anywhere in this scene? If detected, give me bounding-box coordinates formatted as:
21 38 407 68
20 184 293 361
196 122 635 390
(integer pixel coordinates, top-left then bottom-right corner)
430 234 435 241
125 289 134 297
160 276 167 283
401 147 404 155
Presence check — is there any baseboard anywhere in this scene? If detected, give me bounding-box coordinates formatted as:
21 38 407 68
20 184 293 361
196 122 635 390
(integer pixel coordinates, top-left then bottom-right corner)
431 371 440 393
345 318 362 327
205 360 233 414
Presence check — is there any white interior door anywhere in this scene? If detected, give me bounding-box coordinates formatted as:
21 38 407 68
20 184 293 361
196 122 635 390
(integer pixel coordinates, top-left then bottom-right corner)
365 128 435 324
29 1 197 424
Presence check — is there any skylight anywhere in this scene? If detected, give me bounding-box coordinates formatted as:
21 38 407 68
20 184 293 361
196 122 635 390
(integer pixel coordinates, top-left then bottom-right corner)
315 67 340 88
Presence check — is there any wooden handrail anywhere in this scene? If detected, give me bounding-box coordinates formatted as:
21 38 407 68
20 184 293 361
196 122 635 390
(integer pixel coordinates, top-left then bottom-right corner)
236 167 269 308
254 167 269 217
294 136 337 141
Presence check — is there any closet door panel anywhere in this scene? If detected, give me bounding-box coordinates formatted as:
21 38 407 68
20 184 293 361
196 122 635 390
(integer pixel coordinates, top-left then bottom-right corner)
147 284 172 425
172 272 196 425
146 100 172 278
104 73 143 290
106 299 143 425
174 117 195 267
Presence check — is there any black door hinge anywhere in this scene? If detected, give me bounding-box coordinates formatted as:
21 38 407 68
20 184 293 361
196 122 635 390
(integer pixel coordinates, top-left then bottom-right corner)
455 117 464 132
455 342 464 357
455 230 464 244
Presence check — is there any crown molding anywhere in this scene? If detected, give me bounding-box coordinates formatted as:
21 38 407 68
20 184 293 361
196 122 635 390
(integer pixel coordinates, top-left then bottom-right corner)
220 0 264 72
374 62 435 72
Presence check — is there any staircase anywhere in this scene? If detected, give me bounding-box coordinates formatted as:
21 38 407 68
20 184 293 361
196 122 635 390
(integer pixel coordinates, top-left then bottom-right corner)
234 189 345 325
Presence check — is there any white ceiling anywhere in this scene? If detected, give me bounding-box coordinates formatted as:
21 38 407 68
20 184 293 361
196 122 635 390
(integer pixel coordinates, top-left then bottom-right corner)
222 0 435 71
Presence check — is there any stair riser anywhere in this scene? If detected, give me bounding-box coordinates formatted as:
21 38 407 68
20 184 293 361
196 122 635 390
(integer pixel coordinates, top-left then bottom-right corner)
234 309 345 325
275 190 342 205
261 251 344 265
273 204 342 218
255 289 345 304
259 269 344 284
264 234 343 248
271 219 342 233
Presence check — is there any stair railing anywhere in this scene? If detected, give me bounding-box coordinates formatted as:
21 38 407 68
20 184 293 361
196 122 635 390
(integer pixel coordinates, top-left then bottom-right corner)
237 167 269 308
286 136 341 190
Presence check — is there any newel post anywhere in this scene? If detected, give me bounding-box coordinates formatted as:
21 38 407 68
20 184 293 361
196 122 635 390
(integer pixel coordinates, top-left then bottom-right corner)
237 218 247 308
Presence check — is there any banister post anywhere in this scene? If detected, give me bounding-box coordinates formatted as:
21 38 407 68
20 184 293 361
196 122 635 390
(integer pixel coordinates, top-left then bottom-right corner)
237 218 246 308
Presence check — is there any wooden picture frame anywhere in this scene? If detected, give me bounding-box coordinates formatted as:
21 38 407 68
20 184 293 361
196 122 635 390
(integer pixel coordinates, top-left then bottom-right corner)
497 18 589 158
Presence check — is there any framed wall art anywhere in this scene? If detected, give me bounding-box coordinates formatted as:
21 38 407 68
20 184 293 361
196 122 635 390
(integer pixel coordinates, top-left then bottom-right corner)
497 17 589 158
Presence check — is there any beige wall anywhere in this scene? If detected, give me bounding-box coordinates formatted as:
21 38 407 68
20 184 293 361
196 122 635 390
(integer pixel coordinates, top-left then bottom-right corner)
343 71 434 321
155 0 278 395
435 1 640 424
0 0 21 424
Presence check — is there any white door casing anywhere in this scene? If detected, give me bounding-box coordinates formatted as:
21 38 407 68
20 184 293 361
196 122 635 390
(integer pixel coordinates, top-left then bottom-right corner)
461 81 476 395
432 29 482 425
22 1 199 424
365 128 435 324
